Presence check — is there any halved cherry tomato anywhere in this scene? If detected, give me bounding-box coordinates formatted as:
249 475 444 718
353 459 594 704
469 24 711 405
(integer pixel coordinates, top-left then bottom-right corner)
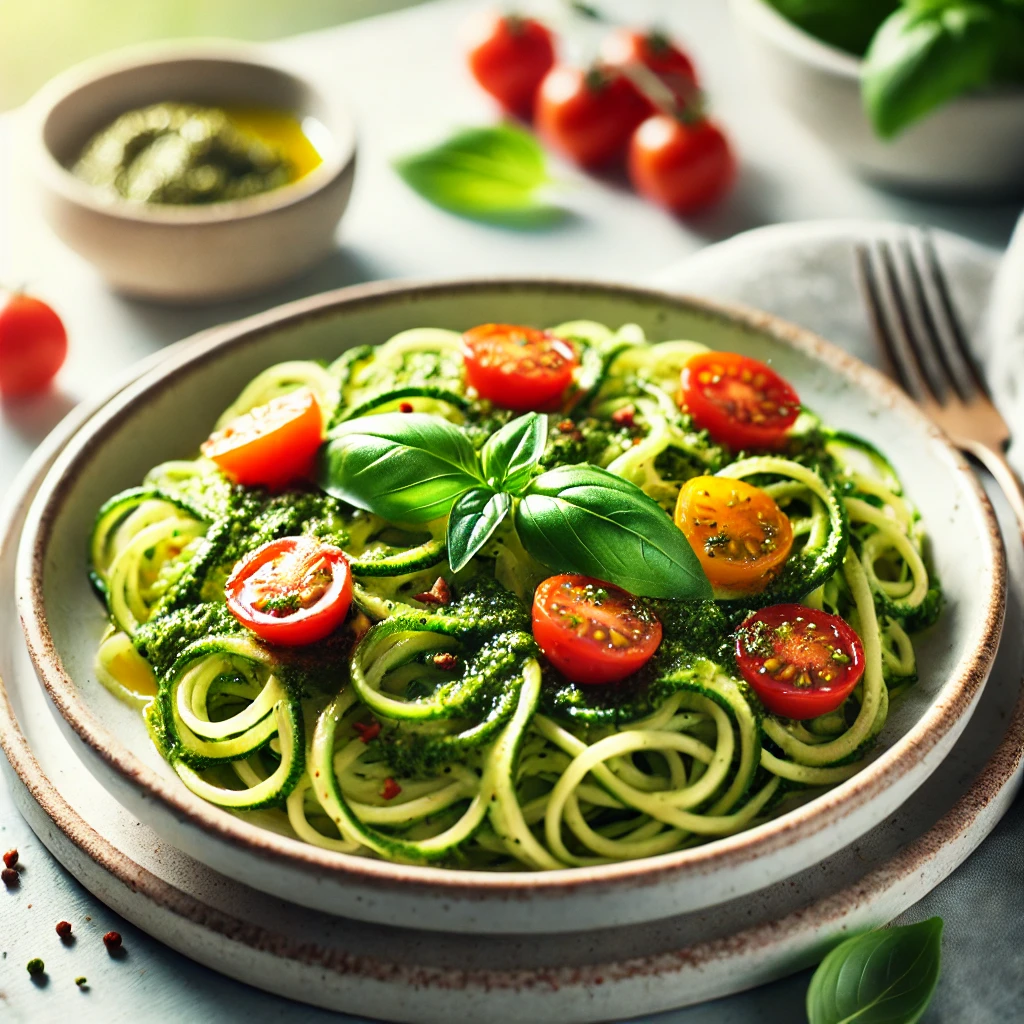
461 323 577 411
225 536 353 647
201 388 323 490
680 351 800 451
0 292 68 397
535 64 650 168
466 12 555 117
628 115 736 215
675 476 793 595
735 604 865 720
532 574 662 686
600 28 699 107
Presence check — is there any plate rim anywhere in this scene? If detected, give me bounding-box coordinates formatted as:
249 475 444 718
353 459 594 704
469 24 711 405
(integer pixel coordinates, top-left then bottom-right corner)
13 275 1008 898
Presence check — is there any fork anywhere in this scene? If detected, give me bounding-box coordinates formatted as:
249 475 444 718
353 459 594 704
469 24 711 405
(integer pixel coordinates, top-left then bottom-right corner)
855 230 1024 533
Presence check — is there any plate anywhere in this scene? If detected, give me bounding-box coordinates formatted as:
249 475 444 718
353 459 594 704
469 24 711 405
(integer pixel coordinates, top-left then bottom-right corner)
15 278 1005 934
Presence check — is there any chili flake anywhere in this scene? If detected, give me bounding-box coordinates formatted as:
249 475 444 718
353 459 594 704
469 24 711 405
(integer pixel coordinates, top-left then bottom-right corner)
353 720 381 743
381 778 402 800
414 577 451 605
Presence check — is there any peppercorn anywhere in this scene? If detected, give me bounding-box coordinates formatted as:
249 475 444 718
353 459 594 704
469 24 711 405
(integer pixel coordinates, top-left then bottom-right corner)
103 931 122 952
3 849 18 869
399 401 414 413
2 867 19 888
26 958 44 976
75 977 88 988
56 920 72 939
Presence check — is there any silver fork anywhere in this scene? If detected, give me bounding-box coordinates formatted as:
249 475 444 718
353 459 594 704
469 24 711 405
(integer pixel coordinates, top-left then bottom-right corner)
855 230 1024 532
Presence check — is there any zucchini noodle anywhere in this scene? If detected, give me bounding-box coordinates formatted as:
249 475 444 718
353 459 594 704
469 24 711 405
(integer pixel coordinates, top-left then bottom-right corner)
88 321 941 869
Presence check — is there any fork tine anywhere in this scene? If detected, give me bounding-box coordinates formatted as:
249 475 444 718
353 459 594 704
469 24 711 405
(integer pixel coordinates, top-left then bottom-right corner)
910 230 985 402
854 239 933 403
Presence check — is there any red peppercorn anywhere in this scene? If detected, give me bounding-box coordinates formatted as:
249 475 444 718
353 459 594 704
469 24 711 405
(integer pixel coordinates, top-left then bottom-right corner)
611 404 636 428
103 931 122 952
3 849 18 869
56 921 72 939
2 868 19 888
399 401 414 413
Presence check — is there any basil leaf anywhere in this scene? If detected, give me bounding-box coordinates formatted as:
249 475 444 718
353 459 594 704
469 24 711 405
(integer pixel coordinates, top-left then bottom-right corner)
863 5 1000 137
515 465 712 599
447 488 512 572
806 918 943 1024
767 0 898 56
318 413 481 523
480 413 547 495
393 125 563 227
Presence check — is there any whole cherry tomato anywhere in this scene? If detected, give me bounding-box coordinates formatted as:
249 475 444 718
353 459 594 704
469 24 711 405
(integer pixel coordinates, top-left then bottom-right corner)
679 351 801 451
600 28 699 108
535 64 650 168
226 536 353 647
735 604 866 720
0 292 68 397
532 574 662 685
628 115 736 214
466 12 555 117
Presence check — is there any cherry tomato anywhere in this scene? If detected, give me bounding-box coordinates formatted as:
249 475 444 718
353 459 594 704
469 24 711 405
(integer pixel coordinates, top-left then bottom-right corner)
0 293 68 397
675 476 793 595
600 28 699 108
679 351 801 451
461 323 577 411
225 536 353 647
535 64 650 168
628 115 736 215
735 604 865 720
532 574 662 686
201 388 323 490
466 12 556 117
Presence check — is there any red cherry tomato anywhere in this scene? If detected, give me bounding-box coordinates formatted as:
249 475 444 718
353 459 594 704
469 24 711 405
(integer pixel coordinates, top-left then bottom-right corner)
461 323 577 411
600 28 699 108
735 604 865 720
466 12 556 117
535 64 650 168
0 293 68 397
225 536 353 647
679 351 801 451
628 115 736 215
532 574 662 686
201 388 323 490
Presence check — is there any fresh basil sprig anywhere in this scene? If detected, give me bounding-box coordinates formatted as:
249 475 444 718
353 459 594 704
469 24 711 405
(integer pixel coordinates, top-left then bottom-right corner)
806 918 943 1024
317 411 711 599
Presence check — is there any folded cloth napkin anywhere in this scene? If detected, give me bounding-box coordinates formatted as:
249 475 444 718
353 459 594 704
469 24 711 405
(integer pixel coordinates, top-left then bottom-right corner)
653 218 1022 474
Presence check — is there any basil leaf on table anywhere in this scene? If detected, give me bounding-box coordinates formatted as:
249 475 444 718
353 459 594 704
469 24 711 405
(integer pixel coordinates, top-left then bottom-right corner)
806 918 943 1024
515 464 712 600
318 413 482 522
393 124 564 227
767 0 898 56
863 4 1000 137
447 488 512 572
480 412 547 495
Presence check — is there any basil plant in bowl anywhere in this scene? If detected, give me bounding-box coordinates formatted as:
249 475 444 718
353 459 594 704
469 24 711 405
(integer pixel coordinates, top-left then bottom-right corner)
730 0 1024 196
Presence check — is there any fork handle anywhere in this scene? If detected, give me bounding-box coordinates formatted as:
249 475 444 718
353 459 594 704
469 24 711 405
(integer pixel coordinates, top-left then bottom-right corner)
961 440 1024 538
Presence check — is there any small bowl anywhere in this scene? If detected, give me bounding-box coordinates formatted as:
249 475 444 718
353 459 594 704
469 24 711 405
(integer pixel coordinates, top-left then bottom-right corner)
729 0 1024 198
27 43 357 303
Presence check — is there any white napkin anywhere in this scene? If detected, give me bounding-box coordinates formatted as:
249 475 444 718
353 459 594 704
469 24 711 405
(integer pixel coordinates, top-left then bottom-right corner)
653 219 1023 474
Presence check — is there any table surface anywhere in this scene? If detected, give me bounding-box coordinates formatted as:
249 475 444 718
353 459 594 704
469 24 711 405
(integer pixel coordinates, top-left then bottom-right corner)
1 1 1022 1021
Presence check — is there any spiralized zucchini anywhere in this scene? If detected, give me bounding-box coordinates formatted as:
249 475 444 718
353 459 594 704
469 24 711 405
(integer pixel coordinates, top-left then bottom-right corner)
90 322 941 869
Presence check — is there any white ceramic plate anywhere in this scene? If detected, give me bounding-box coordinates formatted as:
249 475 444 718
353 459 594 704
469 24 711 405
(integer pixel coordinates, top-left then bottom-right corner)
15 279 1005 934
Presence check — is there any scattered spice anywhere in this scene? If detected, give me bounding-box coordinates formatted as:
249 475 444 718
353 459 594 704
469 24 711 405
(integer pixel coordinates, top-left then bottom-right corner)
399 401 414 413
102 931 122 953
432 651 459 671
56 921 72 939
381 778 402 800
26 958 44 976
611 404 636 428
414 577 451 605
557 419 576 433
75 977 88 988
2 867 19 888
3 849 18 869
353 720 381 743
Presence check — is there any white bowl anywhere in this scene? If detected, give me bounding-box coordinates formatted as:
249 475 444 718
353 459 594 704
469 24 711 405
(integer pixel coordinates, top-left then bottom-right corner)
27 43 357 303
16 278 1004 934
729 0 1024 198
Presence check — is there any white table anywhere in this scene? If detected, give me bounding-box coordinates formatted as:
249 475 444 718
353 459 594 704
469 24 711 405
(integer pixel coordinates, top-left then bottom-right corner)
2 1 1021 1020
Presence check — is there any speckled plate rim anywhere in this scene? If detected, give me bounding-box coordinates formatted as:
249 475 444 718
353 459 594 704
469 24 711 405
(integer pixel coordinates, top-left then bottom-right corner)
2 417 1022 1017
15 277 1007 902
